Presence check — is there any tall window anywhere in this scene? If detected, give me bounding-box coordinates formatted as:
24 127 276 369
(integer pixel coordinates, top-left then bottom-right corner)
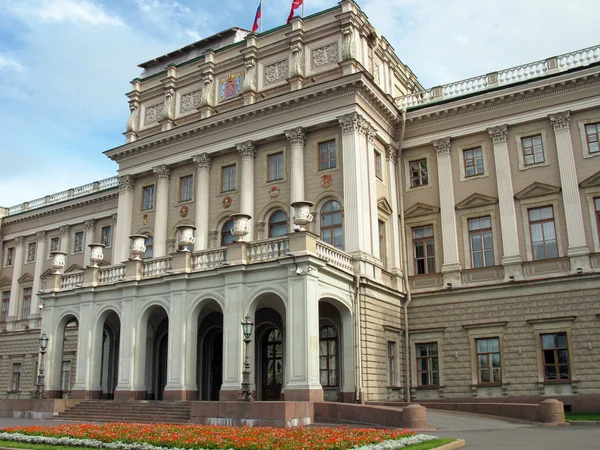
319 326 338 387
180 176 193 202
268 210 288 237
529 206 558 260
320 200 343 249
101 226 112 247
142 236 153 259
410 159 428 187
476 338 501 384
463 147 484 177
22 287 32 319
541 333 570 381
221 219 236 245
27 242 36 262
319 140 336 170
378 220 387 268
222 165 236 192
5 247 14 266
416 343 439 386
585 122 600 154
61 361 72 391
468 217 494 268
11 363 21 391
521 135 545 165
142 185 155 210
595 198 600 238
387 341 397 386
413 226 435 275
73 231 84 253
375 150 383 180
50 237 59 254
1 291 9 322
268 152 284 181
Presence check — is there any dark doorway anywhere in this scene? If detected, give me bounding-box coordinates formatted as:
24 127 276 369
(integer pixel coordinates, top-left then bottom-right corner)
261 327 283 401
202 329 223 400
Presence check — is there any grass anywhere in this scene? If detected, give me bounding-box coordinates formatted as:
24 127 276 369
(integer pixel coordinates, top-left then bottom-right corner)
408 438 456 449
565 412 600 422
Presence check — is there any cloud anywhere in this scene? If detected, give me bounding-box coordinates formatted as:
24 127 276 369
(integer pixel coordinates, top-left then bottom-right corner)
9 0 124 26
0 54 25 73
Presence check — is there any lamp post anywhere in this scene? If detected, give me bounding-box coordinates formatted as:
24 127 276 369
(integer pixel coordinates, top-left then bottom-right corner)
240 315 254 401
33 332 49 399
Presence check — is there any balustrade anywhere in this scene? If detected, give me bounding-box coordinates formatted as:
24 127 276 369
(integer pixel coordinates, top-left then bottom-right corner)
99 265 125 284
142 257 172 277
316 241 354 273
248 237 289 262
192 248 227 271
60 272 84 290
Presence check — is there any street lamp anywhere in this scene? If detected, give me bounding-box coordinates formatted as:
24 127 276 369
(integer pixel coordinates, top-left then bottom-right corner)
240 314 254 401
33 332 49 399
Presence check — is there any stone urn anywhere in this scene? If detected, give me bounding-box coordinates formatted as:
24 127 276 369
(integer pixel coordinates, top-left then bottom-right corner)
50 251 68 274
129 234 148 260
291 201 314 231
88 243 106 268
176 225 196 252
230 213 252 242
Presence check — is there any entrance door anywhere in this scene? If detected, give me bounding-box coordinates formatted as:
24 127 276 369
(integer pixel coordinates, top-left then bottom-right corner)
262 328 283 401
204 330 223 400
156 333 168 400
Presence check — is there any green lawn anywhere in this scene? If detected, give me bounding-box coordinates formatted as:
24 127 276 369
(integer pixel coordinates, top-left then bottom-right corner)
565 412 600 422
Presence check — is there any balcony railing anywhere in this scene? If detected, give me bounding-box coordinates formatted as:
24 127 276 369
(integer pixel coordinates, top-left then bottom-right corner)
248 237 289 263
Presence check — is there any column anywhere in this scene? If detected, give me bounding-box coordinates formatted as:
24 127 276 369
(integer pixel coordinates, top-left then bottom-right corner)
488 125 523 280
365 125 380 259
386 144 402 275
219 273 245 400
110 214 118 263
192 153 211 251
30 231 46 318
285 127 306 204
152 165 170 258
8 236 24 321
114 292 141 400
59 225 70 254
433 137 461 285
237 141 255 241
71 297 94 399
83 219 96 266
549 111 590 272
114 176 134 263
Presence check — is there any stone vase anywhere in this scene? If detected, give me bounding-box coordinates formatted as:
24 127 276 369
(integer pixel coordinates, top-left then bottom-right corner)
129 234 148 260
50 251 68 275
291 201 314 231
88 243 106 268
230 213 252 242
176 225 196 252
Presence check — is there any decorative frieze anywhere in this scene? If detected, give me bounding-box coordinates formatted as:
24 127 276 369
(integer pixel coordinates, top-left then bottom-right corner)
60 225 70 236
549 111 571 131
433 137 451 156
285 127 306 145
193 153 212 170
118 175 135 191
36 231 46 241
15 236 24 246
265 60 289 85
144 102 164 126
180 89 202 113
85 219 96 231
153 165 171 180
237 141 256 158
488 125 508 144
312 43 338 69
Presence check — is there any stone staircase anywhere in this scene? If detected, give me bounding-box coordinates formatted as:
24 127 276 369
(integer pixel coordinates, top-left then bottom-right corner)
54 400 192 424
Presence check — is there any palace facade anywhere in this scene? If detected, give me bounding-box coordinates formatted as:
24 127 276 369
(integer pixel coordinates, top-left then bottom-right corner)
0 0 599 411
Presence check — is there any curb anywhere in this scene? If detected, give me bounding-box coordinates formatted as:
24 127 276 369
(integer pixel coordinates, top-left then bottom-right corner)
433 439 466 450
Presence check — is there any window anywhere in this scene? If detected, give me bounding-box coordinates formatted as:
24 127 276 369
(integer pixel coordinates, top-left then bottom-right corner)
463 147 484 177
319 326 338 387
142 185 155 210
410 159 428 187
378 220 387 268
22 287 32 319
595 198 600 238
221 219 237 245
318 140 336 170
142 236 153 259
468 217 494 268
1 291 9 322
375 150 383 180
541 333 570 381
73 231 84 253
529 206 558 260
222 165 236 192
50 237 59 254
416 343 439 386
180 175 193 202
320 200 343 249
387 341 397 386
413 226 435 275
521 135 545 165
27 242 36 262
101 226 112 248
11 363 21 391
5 247 14 266
268 152 284 181
268 210 288 238
476 338 501 384
61 361 72 391
585 122 600 154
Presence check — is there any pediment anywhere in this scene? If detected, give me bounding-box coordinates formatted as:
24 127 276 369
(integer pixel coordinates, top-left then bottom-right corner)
580 170 600 188
17 273 34 283
377 197 393 215
65 264 84 273
0 276 11 288
456 193 498 210
40 269 54 278
514 182 560 200
404 202 440 218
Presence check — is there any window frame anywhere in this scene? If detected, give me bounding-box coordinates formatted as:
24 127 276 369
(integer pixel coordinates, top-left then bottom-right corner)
61 360 72 392
268 210 288 238
26 242 36 263
528 206 558 261
318 325 339 388
462 146 485 178
22 287 32 320
475 337 502 384
374 149 383 181
415 342 439 387
541 332 571 382
221 164 237 193
412 225 435 275
1 290 10 322
10 363 22 392
584 122 600 155
49 237 60 258
514 129 550 171
320 200 343 250
267 152 285 182
409 158 428 188
468 216 495 268
142 235 153 259
221 218 237 246
521 134 545 166
73 231 84 254
101 226 112 248
142 184 155 211
457 141 489 181
5 247 15 267
387 341 398 387
179 175 194 203
378 220 387 269
318 139 337 171
577 118 600 160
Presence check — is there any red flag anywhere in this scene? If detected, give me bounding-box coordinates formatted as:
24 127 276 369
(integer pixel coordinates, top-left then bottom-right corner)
287 0 303 24
252 2 262 33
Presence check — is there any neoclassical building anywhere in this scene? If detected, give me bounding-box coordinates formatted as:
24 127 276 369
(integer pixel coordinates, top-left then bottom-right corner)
0 0 599 412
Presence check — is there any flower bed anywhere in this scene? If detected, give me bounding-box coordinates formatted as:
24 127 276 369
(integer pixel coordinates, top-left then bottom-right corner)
0 423 437 450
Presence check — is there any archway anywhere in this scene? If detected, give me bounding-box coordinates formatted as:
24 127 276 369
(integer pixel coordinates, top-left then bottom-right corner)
143 305 169 400
94 310 120 399
198 310 223 400
48 313 79 398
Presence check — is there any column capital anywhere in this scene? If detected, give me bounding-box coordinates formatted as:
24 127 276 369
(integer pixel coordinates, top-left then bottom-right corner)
433 137 451 156
60 225 70 236
549 111 571 131
285 127 306 146
237 141 256 158
153 164 171 180
112 213 118 222
385 144 399 164
365 123 377 143
338 112 361 134
15 236 24 247
118 175 135 191
192 153 212 170
85 219 96 231
487 125 508 144
36 231 46 241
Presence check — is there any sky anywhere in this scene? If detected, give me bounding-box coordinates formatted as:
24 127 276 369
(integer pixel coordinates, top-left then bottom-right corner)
0 0 599 208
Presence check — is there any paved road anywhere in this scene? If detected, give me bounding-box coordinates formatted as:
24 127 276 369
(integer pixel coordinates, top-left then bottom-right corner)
427 410 600 449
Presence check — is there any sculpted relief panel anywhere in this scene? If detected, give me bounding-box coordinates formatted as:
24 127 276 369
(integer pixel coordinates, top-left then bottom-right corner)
264 60 289 85
312 43 338 69
180 89 202 113
144 102 164 126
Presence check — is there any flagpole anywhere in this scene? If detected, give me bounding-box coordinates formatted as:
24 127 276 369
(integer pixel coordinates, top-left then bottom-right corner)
301 0 304 18
260 0 263 32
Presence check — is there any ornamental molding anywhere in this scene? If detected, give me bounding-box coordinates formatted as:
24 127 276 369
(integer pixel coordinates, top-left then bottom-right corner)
549 111 571 131
385 144 399 164
338 112 372 136
15 236 24 246
192 153 212 170
144 102 164 126
180 89 202 113
514 181 561 200
487 125 508 144
36 231 46 241
285 127 306 146
85 219 96 231
433 137 451 156
60 225 70 236
118 175 135 191
312 43 338 69
264 60 288 85
153 165 171 180
237 141 256 158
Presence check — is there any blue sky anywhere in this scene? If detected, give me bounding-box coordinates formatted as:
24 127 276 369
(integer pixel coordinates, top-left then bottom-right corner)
1 0 599 207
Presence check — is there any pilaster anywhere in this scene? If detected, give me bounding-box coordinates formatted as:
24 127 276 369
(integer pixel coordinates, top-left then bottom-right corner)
59 225 70 254
83 219 96 267
286 127 306 206
237 141 256 241
386 144 402 276
30 231 46 318
193 153 211 251
115 176 134 263
153 165 170 258
365 124 380 260
7 236 24 321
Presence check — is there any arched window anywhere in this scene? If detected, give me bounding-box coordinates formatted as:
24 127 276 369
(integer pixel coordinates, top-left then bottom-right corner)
142 236 153 259
320 200 343 249
319 325 338 387
268 210 288 237
221 218 236 245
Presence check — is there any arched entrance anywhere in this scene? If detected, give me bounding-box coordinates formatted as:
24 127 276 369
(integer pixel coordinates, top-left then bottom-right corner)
197 309 223 400
261 327 283 401
141 305 168 400
47 313 79 398
97 310 120 399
